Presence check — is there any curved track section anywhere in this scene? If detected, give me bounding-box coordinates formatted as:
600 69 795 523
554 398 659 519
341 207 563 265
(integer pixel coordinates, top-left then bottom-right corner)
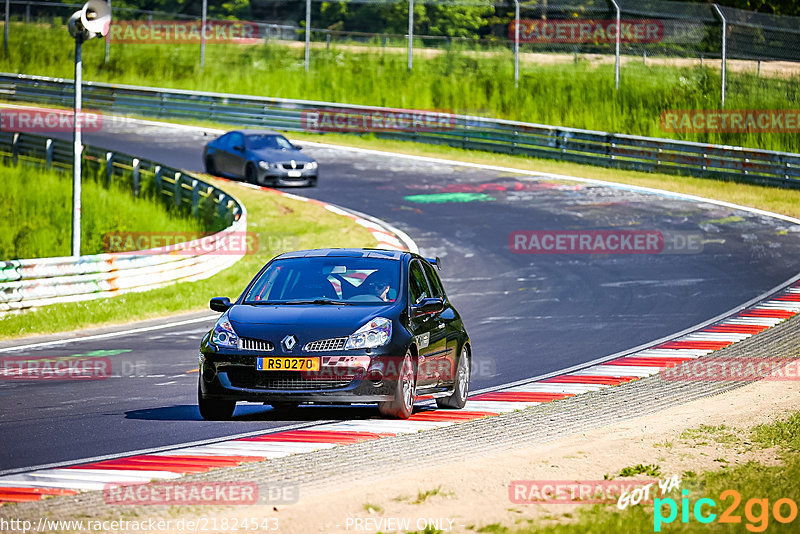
3 118 800 473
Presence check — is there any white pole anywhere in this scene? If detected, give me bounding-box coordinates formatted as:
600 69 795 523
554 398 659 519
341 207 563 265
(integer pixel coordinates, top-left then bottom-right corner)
104 0 110 63
4 0 9 55
305 0 310 71
200 0 206 67
610 0 620 90
712 3 726 107
514 0 519 87
72 35 83 257
408 0 413 71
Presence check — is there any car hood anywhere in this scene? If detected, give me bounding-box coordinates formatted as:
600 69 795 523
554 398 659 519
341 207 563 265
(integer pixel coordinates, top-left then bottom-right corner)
247 148 315 163
228 304 390 348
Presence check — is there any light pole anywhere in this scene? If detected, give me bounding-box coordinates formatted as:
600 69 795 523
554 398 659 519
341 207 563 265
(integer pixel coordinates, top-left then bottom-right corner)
68 1 111 257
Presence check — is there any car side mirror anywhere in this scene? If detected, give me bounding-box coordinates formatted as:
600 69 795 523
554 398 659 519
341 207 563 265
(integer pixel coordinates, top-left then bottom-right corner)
210 297 232 312
293 145 303 150
411 297 444 317
233 145 245 152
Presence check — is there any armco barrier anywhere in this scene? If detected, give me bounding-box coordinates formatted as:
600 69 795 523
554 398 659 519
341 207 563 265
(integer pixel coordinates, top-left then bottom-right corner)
1 72 800 188
0 131 246 312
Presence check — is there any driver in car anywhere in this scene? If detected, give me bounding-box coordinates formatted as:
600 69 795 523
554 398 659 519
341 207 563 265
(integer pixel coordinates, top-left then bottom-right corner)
367 273 396 302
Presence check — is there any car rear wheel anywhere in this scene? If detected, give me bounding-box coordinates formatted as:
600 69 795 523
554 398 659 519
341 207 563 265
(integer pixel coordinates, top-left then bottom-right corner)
436 344 470 409
378 351 416 419
204 155 217 176
197 380 236 420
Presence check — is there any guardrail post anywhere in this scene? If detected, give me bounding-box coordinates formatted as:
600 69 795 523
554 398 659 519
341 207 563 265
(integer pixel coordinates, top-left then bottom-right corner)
218 192 229 219
132 158 140 196
191 179 199 216
173 171 182 207
154 165 163 196
11 132 18 164
105 152 113 186
45 138 53 169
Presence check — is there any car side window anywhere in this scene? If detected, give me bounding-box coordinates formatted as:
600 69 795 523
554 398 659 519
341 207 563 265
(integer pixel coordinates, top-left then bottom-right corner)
422 261 445 300
408 261 431 305
229 132 244 151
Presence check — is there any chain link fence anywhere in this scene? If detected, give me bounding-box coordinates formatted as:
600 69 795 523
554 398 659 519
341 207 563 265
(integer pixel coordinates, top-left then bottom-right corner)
2 0 799 106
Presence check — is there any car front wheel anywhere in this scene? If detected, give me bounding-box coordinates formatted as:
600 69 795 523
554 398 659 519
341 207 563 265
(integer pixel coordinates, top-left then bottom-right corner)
436 344 470 409
378 351 416 419
198 380 236 420
204 155 217 176
245 163 258 183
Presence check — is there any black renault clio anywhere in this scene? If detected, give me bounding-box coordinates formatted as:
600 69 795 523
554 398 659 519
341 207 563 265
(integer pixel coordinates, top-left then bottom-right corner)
198 248 471 420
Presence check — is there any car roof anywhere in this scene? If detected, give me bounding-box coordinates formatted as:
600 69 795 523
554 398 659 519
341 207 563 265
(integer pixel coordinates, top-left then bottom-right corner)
275 248 406 261
226 129 285 136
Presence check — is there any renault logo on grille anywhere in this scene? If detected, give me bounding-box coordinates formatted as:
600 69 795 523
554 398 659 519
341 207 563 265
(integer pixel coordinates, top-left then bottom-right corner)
282 335 298 351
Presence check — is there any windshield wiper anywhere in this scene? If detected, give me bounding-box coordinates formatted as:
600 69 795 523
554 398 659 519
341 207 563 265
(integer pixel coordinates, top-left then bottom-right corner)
283 299 354 306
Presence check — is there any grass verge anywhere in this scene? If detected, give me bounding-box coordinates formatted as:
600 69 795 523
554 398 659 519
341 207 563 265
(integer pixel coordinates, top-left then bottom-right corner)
465 413 800 534
0 162 205 259
2 21 799 153
0 177 377 340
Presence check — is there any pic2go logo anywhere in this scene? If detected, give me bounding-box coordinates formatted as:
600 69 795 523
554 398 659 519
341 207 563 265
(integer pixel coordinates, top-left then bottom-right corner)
654 489 799 532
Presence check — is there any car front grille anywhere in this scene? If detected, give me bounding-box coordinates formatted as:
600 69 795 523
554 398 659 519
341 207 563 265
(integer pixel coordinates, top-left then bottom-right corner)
281 163 305 170
239 338 274 352
225 368 352 390
304 337 348 352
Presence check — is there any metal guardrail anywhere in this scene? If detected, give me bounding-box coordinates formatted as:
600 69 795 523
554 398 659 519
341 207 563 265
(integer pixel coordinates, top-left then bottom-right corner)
1 72 798 189
0 131 247 312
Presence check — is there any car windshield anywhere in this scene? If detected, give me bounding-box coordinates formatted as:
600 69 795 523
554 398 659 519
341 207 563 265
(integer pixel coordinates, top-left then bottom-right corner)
243 257 400 305
245 134 294 151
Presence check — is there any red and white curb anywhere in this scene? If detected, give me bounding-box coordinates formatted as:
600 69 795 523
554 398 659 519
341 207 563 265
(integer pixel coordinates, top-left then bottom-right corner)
2 281 800 504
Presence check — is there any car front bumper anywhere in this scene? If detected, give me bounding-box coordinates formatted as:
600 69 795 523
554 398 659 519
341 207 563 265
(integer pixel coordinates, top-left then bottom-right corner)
198 351 402 403
256 167 318 187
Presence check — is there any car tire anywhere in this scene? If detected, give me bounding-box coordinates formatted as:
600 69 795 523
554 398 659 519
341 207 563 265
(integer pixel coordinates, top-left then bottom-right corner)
245 163 258 184
436 344 470 409
378 351 416 419
204 155 217 176
197 380 236 420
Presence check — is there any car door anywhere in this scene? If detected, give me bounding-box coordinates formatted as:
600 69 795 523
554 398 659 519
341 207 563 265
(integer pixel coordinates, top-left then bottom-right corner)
422 261 459 388
407 259 445 390
224 132 247 177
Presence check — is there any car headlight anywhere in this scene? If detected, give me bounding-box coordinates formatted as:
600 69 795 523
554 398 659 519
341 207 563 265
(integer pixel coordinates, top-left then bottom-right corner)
258 161 270 170
211 315 240 348
306 161 318 170
345 317 392 350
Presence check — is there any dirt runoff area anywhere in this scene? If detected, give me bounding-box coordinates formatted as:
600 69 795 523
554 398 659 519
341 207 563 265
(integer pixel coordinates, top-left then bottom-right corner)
139 378 798 534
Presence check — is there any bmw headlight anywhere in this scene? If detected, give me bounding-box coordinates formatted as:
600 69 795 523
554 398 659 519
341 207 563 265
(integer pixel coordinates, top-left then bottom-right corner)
257 161 270 170
345 317 392 350
306 161 318 170
211 315 240 348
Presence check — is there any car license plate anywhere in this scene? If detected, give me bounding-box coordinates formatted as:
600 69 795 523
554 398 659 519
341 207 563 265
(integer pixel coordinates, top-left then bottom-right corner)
287 170 302 178
256 357 319 371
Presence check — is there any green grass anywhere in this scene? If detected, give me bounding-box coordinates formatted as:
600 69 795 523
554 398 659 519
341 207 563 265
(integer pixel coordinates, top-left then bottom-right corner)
0 176 377 339
3 21 799 153
752 412 800 452
0 162 205 259
618 464 662 478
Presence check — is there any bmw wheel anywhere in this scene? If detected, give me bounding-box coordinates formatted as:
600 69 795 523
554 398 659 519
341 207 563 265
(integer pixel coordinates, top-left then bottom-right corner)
436 344 470 409
197 380 236 420
378 351 415 419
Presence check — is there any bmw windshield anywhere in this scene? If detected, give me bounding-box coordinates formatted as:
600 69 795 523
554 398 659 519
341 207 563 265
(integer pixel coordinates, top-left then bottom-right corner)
243 257 401 305
245 134 294 151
